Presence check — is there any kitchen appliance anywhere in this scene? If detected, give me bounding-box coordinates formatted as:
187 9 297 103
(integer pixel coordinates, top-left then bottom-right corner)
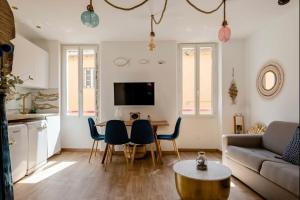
8 124 28 183
26 120 48 175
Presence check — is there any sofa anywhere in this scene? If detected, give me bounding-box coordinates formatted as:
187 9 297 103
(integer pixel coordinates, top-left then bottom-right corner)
222 121 299 200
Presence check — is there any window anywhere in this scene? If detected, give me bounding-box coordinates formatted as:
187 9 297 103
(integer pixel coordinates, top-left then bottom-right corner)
63 46 98 117
180 44 216 116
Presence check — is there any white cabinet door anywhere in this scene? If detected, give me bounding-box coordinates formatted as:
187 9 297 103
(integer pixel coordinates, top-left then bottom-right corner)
12 34 49 89
46 116 61 158
8 124 28 183
27 121 48 174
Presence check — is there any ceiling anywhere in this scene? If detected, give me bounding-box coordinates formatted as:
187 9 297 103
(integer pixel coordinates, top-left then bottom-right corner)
8 0 298 43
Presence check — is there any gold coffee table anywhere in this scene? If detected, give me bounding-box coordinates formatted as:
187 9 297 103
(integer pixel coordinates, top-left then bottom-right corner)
173 160 232 200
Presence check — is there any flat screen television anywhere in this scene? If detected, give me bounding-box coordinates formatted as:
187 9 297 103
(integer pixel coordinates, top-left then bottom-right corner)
114 82 155 105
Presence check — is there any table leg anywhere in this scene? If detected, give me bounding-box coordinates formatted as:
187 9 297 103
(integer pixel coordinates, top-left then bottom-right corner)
153 125 163 165
101 143 109 164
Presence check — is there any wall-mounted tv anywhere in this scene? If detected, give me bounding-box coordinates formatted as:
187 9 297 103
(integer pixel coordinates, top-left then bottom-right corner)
114 82 155 106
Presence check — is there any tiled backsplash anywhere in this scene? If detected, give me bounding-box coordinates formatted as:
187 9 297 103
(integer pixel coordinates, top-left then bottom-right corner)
6 87 59 114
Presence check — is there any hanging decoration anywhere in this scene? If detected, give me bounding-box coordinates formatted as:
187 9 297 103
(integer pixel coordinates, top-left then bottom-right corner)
81 0 100 28
100 0 230 51
228 68 238 104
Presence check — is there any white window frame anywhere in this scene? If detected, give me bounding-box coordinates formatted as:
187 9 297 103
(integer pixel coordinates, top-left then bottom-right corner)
178 43 218 118
62 45 99 117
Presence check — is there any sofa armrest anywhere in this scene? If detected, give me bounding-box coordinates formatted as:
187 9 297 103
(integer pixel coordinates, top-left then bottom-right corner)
222 134 263 152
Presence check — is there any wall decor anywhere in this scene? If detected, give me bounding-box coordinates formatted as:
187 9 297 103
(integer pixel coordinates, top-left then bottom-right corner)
228 68 238 104
256 62 284 99
233 114 245 134
130 112 141 121
113 57 130 67
0 1 17 198
138 59 150 65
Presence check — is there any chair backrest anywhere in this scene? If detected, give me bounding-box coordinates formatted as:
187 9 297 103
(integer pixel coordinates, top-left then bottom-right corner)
172 117 182 139
131 120 154 144
88 118 99 140
105 120 129 145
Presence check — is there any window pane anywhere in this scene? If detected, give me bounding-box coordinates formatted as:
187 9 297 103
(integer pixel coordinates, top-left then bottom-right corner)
182 47 196 115
83 49 96 116
66 50 79 116
199 47 213 115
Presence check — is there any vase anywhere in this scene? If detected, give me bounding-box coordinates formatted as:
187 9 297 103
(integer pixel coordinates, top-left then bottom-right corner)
0 92 14 199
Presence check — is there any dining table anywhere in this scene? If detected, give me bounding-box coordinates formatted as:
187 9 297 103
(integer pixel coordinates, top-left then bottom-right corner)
96 120 169 165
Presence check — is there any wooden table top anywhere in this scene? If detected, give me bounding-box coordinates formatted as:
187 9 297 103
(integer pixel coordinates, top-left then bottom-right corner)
96 120 169 127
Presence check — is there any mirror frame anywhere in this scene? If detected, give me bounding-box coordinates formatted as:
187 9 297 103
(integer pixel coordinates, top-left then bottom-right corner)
256 62 284 99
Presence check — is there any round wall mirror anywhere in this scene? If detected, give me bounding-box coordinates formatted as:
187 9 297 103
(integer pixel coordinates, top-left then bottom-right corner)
257 62 284 99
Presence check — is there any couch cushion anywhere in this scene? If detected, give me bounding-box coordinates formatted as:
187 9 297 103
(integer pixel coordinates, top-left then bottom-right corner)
282 127 300 165
260 161 300 196
225 146 286 172
263 121 298 155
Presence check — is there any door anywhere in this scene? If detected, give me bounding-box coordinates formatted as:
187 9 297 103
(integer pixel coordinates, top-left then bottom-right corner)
61 46 98 148
27 120 48 174
8 124 28 183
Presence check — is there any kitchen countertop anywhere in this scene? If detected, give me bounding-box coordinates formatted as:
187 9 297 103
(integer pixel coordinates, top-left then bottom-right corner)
8 113 59 124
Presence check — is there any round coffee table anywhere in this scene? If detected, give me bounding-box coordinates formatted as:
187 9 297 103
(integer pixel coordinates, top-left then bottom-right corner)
173 160 232 200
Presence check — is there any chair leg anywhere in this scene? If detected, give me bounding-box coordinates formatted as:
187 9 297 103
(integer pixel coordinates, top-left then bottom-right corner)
89 140 96 163
150 143 156 167
157 140 163 162
94 141 99 157
172 140 180 159
123 145 129 168
131 145 137 166
104 144 111 171
109 145 114 163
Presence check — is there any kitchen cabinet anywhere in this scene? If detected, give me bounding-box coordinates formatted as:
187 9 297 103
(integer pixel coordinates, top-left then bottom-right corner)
8 124 28 183
12 34 49 89
46 115 61 158
26 120 48 175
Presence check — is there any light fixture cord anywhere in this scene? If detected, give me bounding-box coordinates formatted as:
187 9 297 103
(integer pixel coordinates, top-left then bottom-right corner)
104 0 150 11
151 0 168 25
185 0 224 14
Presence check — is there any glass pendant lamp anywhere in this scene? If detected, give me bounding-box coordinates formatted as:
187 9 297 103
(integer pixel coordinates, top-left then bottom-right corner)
81 0 99 28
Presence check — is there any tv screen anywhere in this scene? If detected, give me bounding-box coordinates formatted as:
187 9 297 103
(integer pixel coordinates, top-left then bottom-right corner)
114 82 155 105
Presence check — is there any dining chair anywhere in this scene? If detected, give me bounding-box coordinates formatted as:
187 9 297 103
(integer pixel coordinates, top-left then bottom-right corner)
157 117 182 159
104 120 130 170
88 118 105 163
130 120 156 167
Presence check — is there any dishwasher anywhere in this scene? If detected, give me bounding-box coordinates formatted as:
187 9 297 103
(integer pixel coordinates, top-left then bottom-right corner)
26 120 48 175
8 124 28 183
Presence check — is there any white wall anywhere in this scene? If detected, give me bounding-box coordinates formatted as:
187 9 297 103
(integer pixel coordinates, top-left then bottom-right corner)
100 41 178 150
245 6 299 125
221 40 247 134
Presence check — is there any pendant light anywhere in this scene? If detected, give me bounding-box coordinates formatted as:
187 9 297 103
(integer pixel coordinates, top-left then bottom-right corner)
148 15 156 51
218 0 231 43
81 0 99 28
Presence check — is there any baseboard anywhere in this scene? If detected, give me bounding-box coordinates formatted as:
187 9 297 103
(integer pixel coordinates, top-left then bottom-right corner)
62 148 221 154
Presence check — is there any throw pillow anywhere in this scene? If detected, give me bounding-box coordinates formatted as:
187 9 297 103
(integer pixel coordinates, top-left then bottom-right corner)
282 127 300 165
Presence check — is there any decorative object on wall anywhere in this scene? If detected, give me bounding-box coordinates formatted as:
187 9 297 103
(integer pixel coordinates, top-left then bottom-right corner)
138 59 150 65
158 60 166 65
256 62 284 99
103 0 230 51
0 1 17 198
228 68 238 104
247 123 267 134
113 57 130 67
130 112 141 121
81 0 99 28
233 114 245 134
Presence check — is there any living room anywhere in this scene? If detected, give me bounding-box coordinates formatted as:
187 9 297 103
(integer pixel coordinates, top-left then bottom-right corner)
0 0 299 199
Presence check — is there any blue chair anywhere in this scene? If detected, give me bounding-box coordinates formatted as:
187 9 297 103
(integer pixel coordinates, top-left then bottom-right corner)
130 120 156 166
88 118 105 163
104 120 130 169
157 117 182 159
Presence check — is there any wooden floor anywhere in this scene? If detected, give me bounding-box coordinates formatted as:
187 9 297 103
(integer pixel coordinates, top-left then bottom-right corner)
14 151 263 200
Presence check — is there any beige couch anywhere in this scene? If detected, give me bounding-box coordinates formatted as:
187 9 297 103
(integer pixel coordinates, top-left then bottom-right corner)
222 121 299 200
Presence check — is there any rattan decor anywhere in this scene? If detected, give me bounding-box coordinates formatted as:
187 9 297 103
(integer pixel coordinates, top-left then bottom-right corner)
0 0 15 43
